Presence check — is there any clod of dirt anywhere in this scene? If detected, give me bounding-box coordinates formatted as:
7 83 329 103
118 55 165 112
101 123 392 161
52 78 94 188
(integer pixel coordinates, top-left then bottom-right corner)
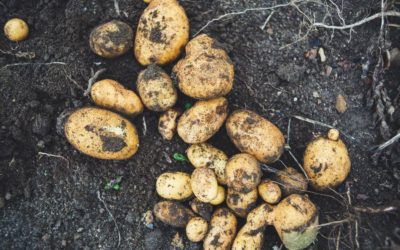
32 113 51 136
336 94 347 113
276 63 305 84
145 230 165 250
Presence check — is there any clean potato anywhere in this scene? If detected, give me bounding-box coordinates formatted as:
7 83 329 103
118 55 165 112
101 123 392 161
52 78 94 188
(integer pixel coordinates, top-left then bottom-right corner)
135 0 189 65
226 188 258 218
177 97 228 144
209 186 225 205
156 172 192 200
258 179 281 204
225 153 261 193
4 18 29 42
186 217 209 242
153 201 195 227
190 198 213 221
89 20 133 58
173 34 234 99
203 208 237 250
187 143 228 184
191 167 218 202
274 167 308 196
226 109 285 163
91 79 143 116
64 107 139 160
137 64 177 112
158 109 181 140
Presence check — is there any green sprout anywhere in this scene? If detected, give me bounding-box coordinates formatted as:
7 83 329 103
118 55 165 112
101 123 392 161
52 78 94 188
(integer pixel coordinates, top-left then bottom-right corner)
184 103 192 110
105 176 122 191
173 153 187 162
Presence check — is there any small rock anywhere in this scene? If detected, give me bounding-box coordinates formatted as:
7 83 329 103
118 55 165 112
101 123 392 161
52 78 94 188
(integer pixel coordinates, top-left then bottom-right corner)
324 65 332 76
335 94 347 113
266 27 273 35
318 48 327 62
77 227 84 233
171 232 184 250
312 91 320 98
5 192 11 200
304 48 318 60
42 233 50 241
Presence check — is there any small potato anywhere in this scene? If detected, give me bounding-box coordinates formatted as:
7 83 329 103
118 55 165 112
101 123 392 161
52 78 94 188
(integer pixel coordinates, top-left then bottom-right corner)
89 20 133 58
226 188 258 218
177 97 228 144
187 143 228 184
226 109 285 163
173 34 234 99
225 153 261 193
258 179 281 204
158 109 181 140
186 217 208 242
156 172 192 200
137 64 177 112
135 0 189 65
209 186 225 205
4 18 29 42
274 167 308 196
191 167 218 203
64 107 139 160
203 208 237 250
91 79 143 116
190 198 213 221
153 201 195 227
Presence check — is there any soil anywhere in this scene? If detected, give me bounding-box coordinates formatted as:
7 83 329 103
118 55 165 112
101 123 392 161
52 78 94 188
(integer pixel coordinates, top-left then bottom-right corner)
0 0 399 249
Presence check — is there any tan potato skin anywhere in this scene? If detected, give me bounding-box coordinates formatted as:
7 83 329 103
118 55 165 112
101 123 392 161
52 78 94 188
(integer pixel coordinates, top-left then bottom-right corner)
4 18 29 42
158 109 181 140
204 208 237 250
190 198 213 221
274 167 308 196
258 179 282 204
191 167 218 202
89 20 133 58
186 217 209 242
187 143 228 184
173 34 234 99
156 172 193 200
91 79 143 116
226 109 285 163
177 97 228 144
226 188 258 218
225 153 261 193
137 64 177 112
209 186 225 205
134 0 189 65
64 107 139 160
153 201 195 227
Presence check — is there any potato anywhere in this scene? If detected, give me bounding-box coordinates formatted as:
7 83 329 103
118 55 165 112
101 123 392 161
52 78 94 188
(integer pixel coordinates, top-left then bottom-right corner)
203 208 237 250
173 34 234 99
190 198 213 221
274 167 308 196
153 201 195 227
226 188 258 218
137 64 177 112
209 186 225 205
258 179 281 204
64 107 139 160
186 217 209 242
187 143 228 184
177 97 228 144
156 172 192 200
89 20 133 58
4 18 29 42
91 79 143 116
134 0 189 65
303 129 351 190
158 109 181 140
225 153 261 193
226 109 285 163
191 167 218 202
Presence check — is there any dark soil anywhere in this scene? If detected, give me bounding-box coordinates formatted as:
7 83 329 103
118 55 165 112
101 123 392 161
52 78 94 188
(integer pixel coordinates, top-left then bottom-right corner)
0 0 399 249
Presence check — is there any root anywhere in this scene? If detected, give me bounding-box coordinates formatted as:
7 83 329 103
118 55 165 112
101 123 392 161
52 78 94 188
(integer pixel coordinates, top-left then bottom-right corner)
38 152 70 168
0 49 36 59
84 68 106 96
372 132 400 151
0 62 66 71
97 190 121 248
113 0 121 17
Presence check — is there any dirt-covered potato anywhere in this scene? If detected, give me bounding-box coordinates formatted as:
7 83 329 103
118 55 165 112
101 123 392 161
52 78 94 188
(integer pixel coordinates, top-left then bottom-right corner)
137 64 177 111
225 153 261 193
91 79 143 116
156 172 192 200
89 20 133 58
177 97 228 144
274 167 308 196
158 108 181 140
134 0 189 65
173 34 234 99
190 198 213 221
186 217 208 242
303 129 351 190
226 188 258 218
209 186 225 205
258 179 281 204
191 167 218 202
187 143 228 184
226 109 285 163
153 201 195 227
204 208 237 250
64 107 139 160
4 18 29 42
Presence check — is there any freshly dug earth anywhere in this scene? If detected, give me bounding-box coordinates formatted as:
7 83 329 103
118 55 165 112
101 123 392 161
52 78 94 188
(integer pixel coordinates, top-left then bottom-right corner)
0 0 399 249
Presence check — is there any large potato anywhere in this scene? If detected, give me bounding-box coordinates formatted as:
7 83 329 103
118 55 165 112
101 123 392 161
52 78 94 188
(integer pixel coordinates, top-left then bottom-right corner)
258 179 281 204
153 201 195 227
274 167 308 196
225 153 261 193
203 208 237 250
134 0 189 65
156 172 192 200
187 143 228 184
186 217 208 242
64 107 139 160
137 64 177 112
91 79 143 116
177 97 228 144
158 109 181 140
226 110 285 163
226 188 258 218
191 167 218 202
190 198 213 221
173 34 234 99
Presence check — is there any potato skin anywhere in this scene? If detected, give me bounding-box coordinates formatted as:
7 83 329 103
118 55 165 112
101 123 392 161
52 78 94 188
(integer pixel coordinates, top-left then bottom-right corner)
173 34 234 99
226 188 258 218
4 18 29 42
186 217 209 242
225 153 261 193
204 208 237 250
91 79 143 116
274 167 307 196
190 198 213 221
226 109 285 163
64 107 139 160
209 186 225 205
258 179 281 204
89 20 133 58
191 167 218 202
134 0 189 65
158 109 181 140
137 64 177 112
177 97 228 144
153 201 195 227
156 172 192 200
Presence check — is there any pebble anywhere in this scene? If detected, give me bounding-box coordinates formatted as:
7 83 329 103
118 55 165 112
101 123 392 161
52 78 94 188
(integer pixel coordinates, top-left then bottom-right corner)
335 94 347 113
77 227 84 233
5 192 11 200
312 91 320 98
42 233 50 241
318 48 327 62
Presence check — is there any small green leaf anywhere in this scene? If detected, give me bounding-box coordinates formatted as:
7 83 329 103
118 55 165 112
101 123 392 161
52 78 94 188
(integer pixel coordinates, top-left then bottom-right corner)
173 153 187 162
112 184 120 191
184 103 192 110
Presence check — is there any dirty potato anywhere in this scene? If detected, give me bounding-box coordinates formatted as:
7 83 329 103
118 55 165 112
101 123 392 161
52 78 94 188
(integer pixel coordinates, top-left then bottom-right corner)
64 107 139 160
134 0 189 65
186 217 209 242
191 167 218 203
4 18 29 42
158 109 181 140
89 20 133 58
137 64 177 112
226 109 285 163
258 179 281 204
225 153 261 193
177 97 228 144
209 186 225 205
274 167 308 196
204 208 237 250
226 188 258 218
156 172 192 200
190 198 213 221
153 201 195 227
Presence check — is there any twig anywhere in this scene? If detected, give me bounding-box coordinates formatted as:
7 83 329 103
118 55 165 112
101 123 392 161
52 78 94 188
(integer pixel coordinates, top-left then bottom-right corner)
113 0 121 17
63 69 84 91
142 116 147 136
335 227 342 250
97 190 121 248
372 132 400 151
38 152 70 167
355 220 360 249
287 117 292 146
260 11 275 30
353 204 399 213
286 148 310 181
0 49 36 59
84 68 106 96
